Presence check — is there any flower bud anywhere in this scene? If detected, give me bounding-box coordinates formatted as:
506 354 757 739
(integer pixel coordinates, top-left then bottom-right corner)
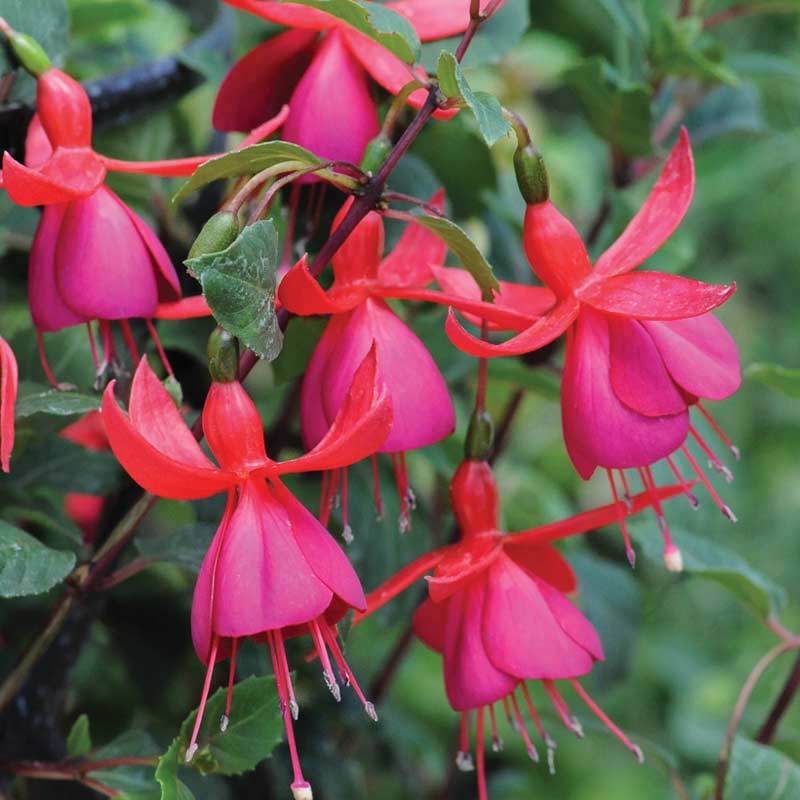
189 211 241 260
450 460 500 536
207 328 239 384
514 143 549 206
359 133 392 175
465 409 494 462
2 26 51 77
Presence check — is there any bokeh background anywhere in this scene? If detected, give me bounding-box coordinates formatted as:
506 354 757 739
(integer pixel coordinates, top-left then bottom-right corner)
1 0 799 798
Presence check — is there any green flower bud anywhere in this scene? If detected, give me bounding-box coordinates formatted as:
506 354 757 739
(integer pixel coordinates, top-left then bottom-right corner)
207 328 239 383
514 144 549 205
188 211 240 260
6 30 51 77
465 410 494 461
359 134 392 175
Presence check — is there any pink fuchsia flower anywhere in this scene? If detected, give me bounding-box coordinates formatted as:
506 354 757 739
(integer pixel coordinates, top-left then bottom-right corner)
360 460 685 798
443 130 741 567
279 192 530 531
0 336 18 472
213 0 485 163
60 411 109 544
101 347 391 797
1 65 287 382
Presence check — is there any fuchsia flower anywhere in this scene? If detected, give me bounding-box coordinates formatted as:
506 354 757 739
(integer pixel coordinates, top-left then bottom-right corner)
214 0 483 163
279 193 530 529
360 460 684 799
101 347 390 797
1 65 286 380
0 337 18 472
443 131 741 567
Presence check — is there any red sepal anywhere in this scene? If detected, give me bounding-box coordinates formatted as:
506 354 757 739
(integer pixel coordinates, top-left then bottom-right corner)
2 149 105 206
154 296 212 320
278 255 363 316
385 0 474 40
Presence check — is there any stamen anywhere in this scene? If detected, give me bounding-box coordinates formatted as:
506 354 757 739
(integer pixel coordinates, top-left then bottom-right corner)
274 629 299 720
542 681 582 738
690 426 733 482
282 183 301 267
488 704 502 752
221 638 239 732
681 445 737 522
569 679 644 763
100 320 115 376
510 692 539 762
146 319 174 377
501 696 514 728
320 623 377 721
186 636 219 762
392 454 411 533
36 331 61 389
86 323 101 373
618 470 634 510
607 469 636 567
118 320 140 365
309 621 341 702
666 455 700 509
340 468 353 544
520 684 549 742
639 467 682 572
456 712 475 772
370 455 385 521
476 708 488 800
696 402 740 460
319 471 332 526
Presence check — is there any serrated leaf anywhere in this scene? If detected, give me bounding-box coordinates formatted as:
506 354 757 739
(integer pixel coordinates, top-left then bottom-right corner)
155 739 196 800
565 57 653 156
173 142 322 204
745 362 800 399
632 526 786 620
289 0 419 63
136 523 216 572
0 520 75 598
67 714 92 757
726 738 800 800
185 221 283 361
89 731 159 794
15 388 100 419
436 51 511 147
412 214 499 296
177 675 284 775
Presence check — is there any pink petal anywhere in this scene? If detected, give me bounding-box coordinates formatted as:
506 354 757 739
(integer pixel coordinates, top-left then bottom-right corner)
608 317 686 416
272 480 366 611
332 199 385 285
323 298 454 452
386 0 473 40
28 204 88 332
594 128 695 278
482 554 594 680
225 0 334 29
55 187 161 320
443 582 518 710
412 597 448 652
0 337 18 472
536 579 604 661
212 29 317 132
283 30 379 165
561 309 689 479
644 314 741 401
578 271 735 321
213 480 333 637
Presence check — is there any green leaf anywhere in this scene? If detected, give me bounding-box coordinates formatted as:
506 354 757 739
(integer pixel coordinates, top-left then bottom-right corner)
178 675 284 775
725 738 800 800
155 739 196 800
68 0 151 36
487 359 561 400
746 362 800 399
173 142 323 205
412 214 499 296
185 221 283 361
15 388 100 419
67 714 92 757
632 526 787 620
271 317 327 385
565 57 653 156
0 520 75 598
436 51 511 147
288 0 419 63
89 731 159 794
685 84 766 143
136 523 216 572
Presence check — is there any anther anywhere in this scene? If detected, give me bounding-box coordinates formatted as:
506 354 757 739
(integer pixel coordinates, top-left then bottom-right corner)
342 524 354 545
365 701 379 722
219 714 229 733
185 743 198 763
456 751 475 772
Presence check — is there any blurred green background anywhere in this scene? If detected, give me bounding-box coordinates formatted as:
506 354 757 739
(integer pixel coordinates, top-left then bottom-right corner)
1 0 799 798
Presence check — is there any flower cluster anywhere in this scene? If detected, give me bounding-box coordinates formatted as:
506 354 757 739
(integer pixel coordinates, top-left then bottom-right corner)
0 6 743 800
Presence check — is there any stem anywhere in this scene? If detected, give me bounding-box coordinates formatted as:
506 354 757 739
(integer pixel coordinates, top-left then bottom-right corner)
756 652 800 744
95 557 155 592
381 191 445 216
381 79 425 139
714 638 800 800
489 388 525 465
475 321 489 415
703 3 800 28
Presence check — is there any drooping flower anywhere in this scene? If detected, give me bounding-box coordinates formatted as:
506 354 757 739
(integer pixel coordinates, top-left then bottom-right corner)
101 345 391 798
213 0 483 163
359 460 684 799
279 193 529 531
442 130 741 567
0 336 18 473
1 61 287 382
60 410 109 544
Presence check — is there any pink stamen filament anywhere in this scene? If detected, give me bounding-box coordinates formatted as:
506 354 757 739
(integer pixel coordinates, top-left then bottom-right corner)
320 623 377 720
520 684 547 742
370 455 385 520
606 469 636 567
36 332 60 389
222 638 239 730
689 425 733 481
569 679 644 763
341 468 352 543
118 320 140 365
476 708 488 800
680 445 737 522
666 455 700 508
618 470 634 509
145 319 174 377
319 470 332 526
309 621 340 701
510 692 539 762
542 681 581 737
391 453 411 533
457 711 474 771
274 628 299 720
186 636 219 762
639 466 679 565
696 402 740 459
488 704 502 751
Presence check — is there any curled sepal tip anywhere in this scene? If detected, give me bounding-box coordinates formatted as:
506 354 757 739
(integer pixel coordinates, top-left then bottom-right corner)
465 409 494 461
188 210 241 260
0 19 51 77
207 328 240 383
514 143 549 206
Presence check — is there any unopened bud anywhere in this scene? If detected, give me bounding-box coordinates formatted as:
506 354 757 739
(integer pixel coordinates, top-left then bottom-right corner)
465 410 494 461
207 327 239 383
514 143 549 205
188 211 240 260
0 20 51 77
359 134 392 175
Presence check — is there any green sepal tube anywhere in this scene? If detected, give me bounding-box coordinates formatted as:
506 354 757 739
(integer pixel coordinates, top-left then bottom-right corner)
5 30 51 77
207 328 240 384
359 134 392 175
514 144 550 205
465 410 494 462
188 211 240 260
